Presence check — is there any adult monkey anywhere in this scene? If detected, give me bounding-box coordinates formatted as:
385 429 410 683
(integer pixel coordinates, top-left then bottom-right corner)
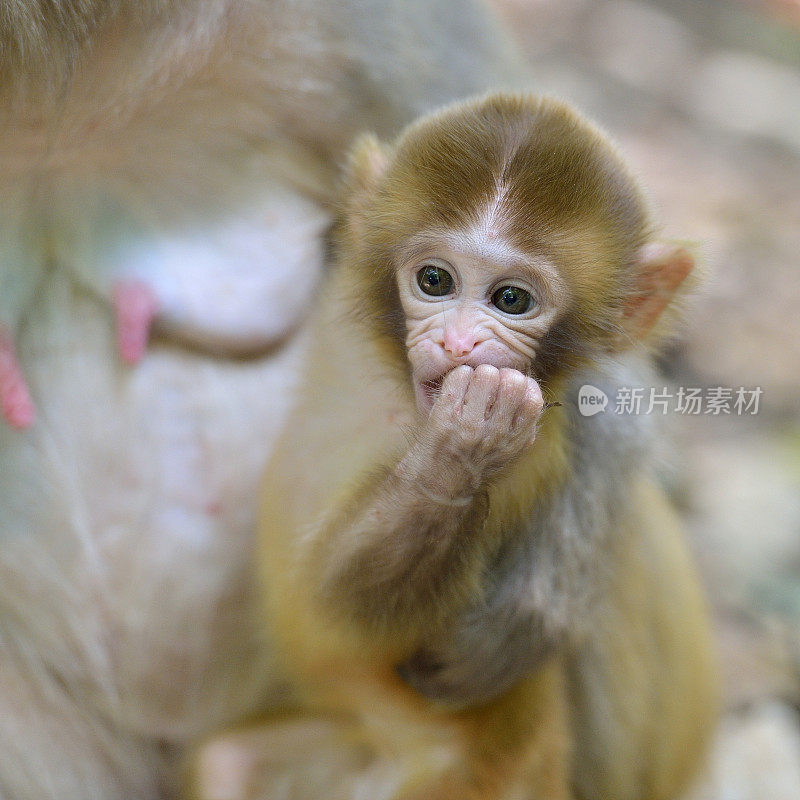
0 2 525 798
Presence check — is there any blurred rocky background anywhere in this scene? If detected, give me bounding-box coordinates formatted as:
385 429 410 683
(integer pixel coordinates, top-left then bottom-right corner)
491 0 800 796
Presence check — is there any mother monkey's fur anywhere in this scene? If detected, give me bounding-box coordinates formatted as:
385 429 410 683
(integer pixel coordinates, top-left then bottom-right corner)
0 2 529 799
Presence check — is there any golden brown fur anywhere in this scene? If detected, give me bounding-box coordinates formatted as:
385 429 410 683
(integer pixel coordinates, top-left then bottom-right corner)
231 94 717 800
256 265 573 799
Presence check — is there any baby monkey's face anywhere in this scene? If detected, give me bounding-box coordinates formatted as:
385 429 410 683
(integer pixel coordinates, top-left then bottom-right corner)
396 229 566 414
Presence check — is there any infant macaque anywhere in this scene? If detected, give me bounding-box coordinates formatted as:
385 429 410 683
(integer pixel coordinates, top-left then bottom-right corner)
243 93 715 800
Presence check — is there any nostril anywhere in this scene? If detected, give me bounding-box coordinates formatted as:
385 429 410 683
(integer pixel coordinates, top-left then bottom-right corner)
444 342 471 358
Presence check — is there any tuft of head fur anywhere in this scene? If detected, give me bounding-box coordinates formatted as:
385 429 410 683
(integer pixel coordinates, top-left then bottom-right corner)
336 93 664 384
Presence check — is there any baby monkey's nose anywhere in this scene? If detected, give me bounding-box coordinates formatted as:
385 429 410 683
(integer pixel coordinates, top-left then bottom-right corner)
442 328 479 358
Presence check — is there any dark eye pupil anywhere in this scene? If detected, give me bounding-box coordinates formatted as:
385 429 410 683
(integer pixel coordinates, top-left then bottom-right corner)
492 286 532 314
417 265 454 297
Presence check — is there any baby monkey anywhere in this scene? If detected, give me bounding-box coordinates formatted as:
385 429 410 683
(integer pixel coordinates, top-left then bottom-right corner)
248 94 715 800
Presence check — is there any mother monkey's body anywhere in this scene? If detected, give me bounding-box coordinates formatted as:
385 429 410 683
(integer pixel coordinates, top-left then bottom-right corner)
249 95 716 800
0 3 525 798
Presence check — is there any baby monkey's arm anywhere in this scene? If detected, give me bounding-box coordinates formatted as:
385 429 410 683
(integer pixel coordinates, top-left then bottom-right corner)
398 368 654 706
310 364 543 644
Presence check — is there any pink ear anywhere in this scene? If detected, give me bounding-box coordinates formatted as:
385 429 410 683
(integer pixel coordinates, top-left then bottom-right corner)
622 243 694 341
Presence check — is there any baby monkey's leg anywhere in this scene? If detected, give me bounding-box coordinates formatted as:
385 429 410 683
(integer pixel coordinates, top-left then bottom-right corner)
191 660 571 800
405 659 572 800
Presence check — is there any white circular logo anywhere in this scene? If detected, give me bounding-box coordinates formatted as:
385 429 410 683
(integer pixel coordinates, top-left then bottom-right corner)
577 385 608 416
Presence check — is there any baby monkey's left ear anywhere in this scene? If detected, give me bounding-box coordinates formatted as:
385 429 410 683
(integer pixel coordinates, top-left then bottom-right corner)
341 133 390 240
619 243 695 346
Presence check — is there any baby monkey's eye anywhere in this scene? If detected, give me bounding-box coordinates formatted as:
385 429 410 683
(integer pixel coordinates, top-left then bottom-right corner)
416 264 454 297
491 285 534 315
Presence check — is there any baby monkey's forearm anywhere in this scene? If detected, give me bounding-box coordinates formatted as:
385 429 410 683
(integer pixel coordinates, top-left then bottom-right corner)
311 365 543 642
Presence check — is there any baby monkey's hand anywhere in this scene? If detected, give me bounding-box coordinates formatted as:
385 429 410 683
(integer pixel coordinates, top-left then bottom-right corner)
425 365 544 484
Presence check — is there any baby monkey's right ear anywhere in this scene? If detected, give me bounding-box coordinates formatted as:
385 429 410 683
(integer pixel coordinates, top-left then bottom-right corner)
341 133 389 239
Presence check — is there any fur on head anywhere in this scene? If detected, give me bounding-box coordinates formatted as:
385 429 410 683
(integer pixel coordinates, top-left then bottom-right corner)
337 93 692 386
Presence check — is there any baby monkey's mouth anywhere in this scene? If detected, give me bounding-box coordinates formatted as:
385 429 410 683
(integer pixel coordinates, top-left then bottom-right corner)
415 373 448 414
422 375 445 402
